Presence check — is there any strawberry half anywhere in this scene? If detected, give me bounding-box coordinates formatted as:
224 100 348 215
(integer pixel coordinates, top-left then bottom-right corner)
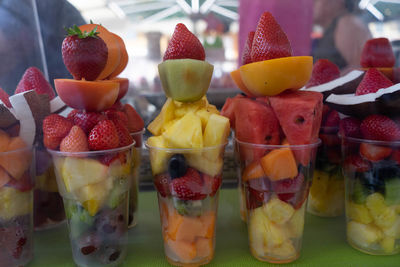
0 87 11 108
305 59 340 88
250 12 292 62
60 125 89 152
122 104 144 133
355 68 393 95
360 143 392 162
170 168 206 200
113 120 133 147
360 38 395 68
154 173 170 198
15 67 55 99
104 109 128 126
42 114 74 149
163 23 205 61
344 154 371 173
339 117 361 138
360 114 400 141
323 109 340 133
88 120 119 151
67 109 79 122
62 25 108 81
73 111 106 134
241 31 255 65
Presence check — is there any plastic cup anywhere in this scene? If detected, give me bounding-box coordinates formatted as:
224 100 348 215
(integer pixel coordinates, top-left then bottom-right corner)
307 126 344 217
233 137 247 222
34 144 66 230
342 136 400 255
0 146 34 267
236 138 320 263
146 142 227 266
128 129 144 228
48 143 135 267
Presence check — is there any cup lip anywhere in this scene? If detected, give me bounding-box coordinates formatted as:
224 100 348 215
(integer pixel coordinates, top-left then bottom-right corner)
340 135 400 146
145 141 228 152
234 137 321 149
0 145 32 155
47 141 135 157
130 128 145 136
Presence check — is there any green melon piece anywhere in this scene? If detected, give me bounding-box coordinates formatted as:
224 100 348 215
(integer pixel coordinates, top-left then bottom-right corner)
158 59 213 102
385 178 400 206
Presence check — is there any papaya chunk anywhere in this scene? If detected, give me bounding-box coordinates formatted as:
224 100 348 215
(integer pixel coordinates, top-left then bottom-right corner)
260 148 298 181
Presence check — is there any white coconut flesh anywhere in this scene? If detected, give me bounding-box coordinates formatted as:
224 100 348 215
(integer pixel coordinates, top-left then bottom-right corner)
50 96 67 114
305 70 364 93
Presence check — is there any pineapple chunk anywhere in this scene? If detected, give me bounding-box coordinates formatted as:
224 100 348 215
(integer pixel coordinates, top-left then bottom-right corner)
186 153 223 177
347 221 382 248
268 241 296 259
263 197 295 225
263 215 288 248
174 98 208 118
380 236 395 254
346 201 373 224
249 207 268 256
382 215 400 238
163 112 203 149
203 114 230 161
0 187 31 220
287 203 305 238
147 135 169 175
310 170 329 199
78 178 113 216
366 192 386 216
196 109 212 130
148 98 175 135
206 104 219 114
366 193 396 229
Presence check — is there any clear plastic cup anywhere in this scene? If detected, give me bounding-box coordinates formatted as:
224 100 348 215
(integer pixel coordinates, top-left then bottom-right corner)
0 146 34 267
128 129 144 228
34 144 65 230
342 136 400 255
236 138 320 263
307 126 344 217
48 143 135 267
233 137 247 222
146 142 227 266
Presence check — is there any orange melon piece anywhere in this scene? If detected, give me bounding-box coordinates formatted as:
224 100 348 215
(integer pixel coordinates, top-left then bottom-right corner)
166 210 184 240
166 238 197 262
107 77 129 101
0 129 10 152
260 148 298 181
160 201 170 231
239 56 313 96
108 33 129 79
0 166 11 188
361 67 394 81
230 69 255 97
79 24 121 80
195 237 213 259
242 161 265 182
199 212 216 239
175 216 204 243
0 137 31 179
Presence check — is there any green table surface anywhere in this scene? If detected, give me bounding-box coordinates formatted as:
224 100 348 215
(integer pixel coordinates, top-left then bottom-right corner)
30 188 400 267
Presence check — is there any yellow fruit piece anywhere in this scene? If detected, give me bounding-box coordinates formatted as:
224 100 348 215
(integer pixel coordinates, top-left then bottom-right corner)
287 203 305 238
267 241 297 259
380 236 395 254
36 166 59 192
366 193 396 229
263 197 295 225
163 112 203 149
0 187 31 220
382 215 400 238
263 216 287 248
78 178 113 216
347 221 382 248
147 135 169 175
174 97 208 118
148 98 175 136
346 201 373 224
366 192 386 216
186 153 223 177
249 207 268 256
109 161 131 178
309 170 329 198
203 114 230 161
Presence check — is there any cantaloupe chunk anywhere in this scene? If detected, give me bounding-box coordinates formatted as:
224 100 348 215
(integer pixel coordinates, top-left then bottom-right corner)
199 212 216 239
0 129 10 152
242 161 265 182
166 238 197 263
260 148 298 181
0 137 31 180
0 166 11 188
195 237 213 259
175 216 204 243
166 210 184 240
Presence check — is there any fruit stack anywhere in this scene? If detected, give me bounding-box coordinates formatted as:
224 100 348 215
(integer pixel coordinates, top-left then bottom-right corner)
146 23 230 266
222 12 322 263
42 24 143 266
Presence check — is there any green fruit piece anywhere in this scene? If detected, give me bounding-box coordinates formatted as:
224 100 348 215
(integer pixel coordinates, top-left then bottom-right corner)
384 178 400 206
107 178 129 209
158 59 213 102
173 197 203 217
352 179 368 205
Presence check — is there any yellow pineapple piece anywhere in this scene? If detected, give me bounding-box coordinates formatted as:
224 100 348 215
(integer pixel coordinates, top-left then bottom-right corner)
366 192 386 216
203 114 230 161
148 98 175 135
186 153 223 177
380 236 395 254
263 216 287 248
366 193 396 229
287 202 305 238
373 207 396 229
163 112 203 149
249 207 268 256
147 135 169 175
206 104 219 114
263 197 295 225
268 241 296 259
346 201 373 224
161 118 178 133
174 98 207 118
347 221 382 248
382 215 400 238
78 178 113 216
196 109 212 130
0 187 31 220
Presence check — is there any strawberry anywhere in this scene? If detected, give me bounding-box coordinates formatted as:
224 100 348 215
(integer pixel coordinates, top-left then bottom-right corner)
391 149 400 165
88 120 119 151
360 143 392 162
122 104 144 133
104 109 128 126
344 154 371 172
42 114 74 149
6 172 34 192
323 109 340 133
339 117 361 138
360 38 395 68
272 173 307 209
250 12 292 62
247 177 271 209
60 125 89 152
305 59 340 88
73 111 106 134
15 67 55 99
154 173 170 198
202 173 222 196
355 68 393 95
170 168 206 200
241 31 255 65
163 23 205 61
100 152 126 166
360 114 400 141
110 100 123 111
67 109 79 122
319 133 341 146
113 120 133 147
0 87 11 108
61 25 108 81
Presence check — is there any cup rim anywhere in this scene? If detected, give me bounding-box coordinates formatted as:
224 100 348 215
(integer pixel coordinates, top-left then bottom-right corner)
47 141 135 157
0 145 32 155
234 138 321 149
130 128 145 136
145 141 228 152
340 135 400 146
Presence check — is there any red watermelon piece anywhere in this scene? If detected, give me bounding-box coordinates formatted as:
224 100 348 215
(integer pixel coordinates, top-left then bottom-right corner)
221 94 244 129
269 91 323 166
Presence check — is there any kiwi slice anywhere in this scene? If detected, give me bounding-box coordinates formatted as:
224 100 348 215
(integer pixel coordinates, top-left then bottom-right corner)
384 178 400 206
352 179 368 205
173 198 204 217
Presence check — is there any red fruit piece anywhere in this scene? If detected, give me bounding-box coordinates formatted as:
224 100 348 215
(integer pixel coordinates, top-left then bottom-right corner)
62 25 108 81
0 87 11 108
60 125 89 152
73 111 107 135
355 68 393 96
113 120 133 147
163 23 205 61
220 94 244 129
319 133 341 147
202 173 222 196
360 38 395 68
104 109 128 126
339 117 361 138
6 172 34 192
391 149 400 165
88 120 119 151
15 67 55 99
246 177 271 210
100 152 126 166
241 31 255 65
323 109 340 132
305 59 340 88
122 104 144 133
170 168 206 201
250 12 292 62
154 173 170 198
360 143 392 162
272 173 306 209
42 114 74 150
0 226 27 260
344 154 371 173
67 109 79 122
360 114 400 141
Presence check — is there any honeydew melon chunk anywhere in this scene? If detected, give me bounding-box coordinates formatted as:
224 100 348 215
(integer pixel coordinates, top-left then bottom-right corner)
147 135 169 175
147 98 175 136
203 114 229 162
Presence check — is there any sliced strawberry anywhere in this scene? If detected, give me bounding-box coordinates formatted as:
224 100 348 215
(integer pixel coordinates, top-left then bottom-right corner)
104 109 128 126
42 114 74 149
163 23 205 61
360 143 392 162
360 38 395 68
344 154 371 173
154 173 170 198
339 117 361 138
67 109 79 122
122 104 144 133
6 172 34 192
110 100 123 111
100 152 126 166
305 59 340 88
202 173 222 196
360 114 400 141
113 120 133 147
88 120 119 151
241 31 255 65
211 175 222 196
323 109 340 133
250 12 292 62
15 67 55 99
272 173 306 209
170 168 206 200
0 87 11 108
73 111 107 135
60 125 89 152
355 68 393 96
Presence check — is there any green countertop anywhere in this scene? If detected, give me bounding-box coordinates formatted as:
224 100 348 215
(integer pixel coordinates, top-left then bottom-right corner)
30 188 399 267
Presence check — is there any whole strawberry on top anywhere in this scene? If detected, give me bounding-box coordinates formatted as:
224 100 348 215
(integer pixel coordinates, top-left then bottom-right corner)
360 38 395 68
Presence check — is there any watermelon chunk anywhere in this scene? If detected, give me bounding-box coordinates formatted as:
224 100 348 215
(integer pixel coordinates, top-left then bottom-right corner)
269 91 323 165
221 94 244 129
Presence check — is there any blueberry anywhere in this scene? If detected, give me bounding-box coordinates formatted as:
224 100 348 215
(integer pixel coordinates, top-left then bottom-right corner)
168 154 187 179
356 171 385 194
372 160 400 179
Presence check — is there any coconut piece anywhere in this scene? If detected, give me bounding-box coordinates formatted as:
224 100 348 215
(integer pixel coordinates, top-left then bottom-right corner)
305 70 365 100
0 102 18 128
326 83 400 118
50 96 67 114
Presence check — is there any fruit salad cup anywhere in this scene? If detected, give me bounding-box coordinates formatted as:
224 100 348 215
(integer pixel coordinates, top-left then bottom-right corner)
233 137 247 222
342 136 400 255
49 143 135 267
0 145 34 267
34 144 65 230
128 128 144 228
147 143 227 266
236 139 320 263
307 126 344 217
